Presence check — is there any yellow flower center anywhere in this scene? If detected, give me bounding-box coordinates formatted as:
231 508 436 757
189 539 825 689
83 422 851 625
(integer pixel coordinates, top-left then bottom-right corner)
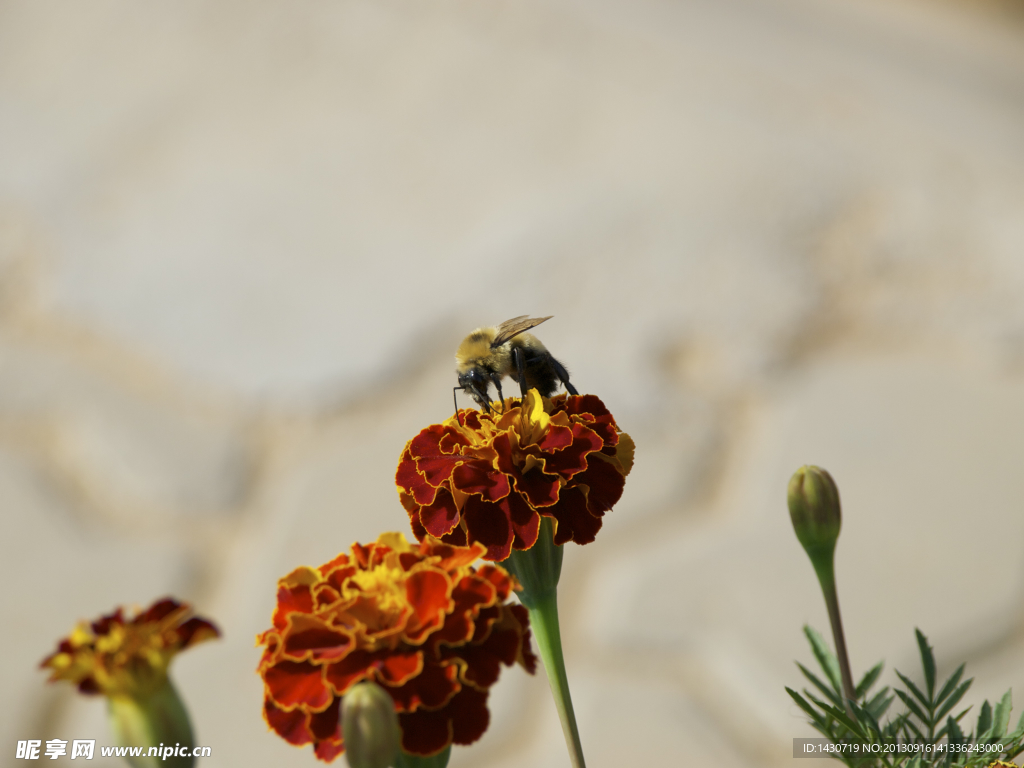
346 555 411 633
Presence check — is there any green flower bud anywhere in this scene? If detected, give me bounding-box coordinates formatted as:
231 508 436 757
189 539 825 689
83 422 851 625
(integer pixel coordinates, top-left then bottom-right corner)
788 465 841 571
787 465 857 711
342 682 400 768
107 677 196 768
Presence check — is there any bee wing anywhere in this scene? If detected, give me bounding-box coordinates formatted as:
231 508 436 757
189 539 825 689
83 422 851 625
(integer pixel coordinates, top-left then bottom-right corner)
491 315 553 347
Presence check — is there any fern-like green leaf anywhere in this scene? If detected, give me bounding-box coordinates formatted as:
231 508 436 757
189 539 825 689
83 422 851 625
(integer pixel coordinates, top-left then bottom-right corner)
866 688 893 719
856 661 885 700
805 689 843 722
805 625 843 695
895 688 931 727
946 715 965 745
821 702 869 739
798 662 844 708
934 664 966 707
934 680 973 724
902 716 925 741
990 690 1012 739
851 699 884 740
896 669 933 713
976 700 992 739
915 630 937 702
933 706 970 743
787 686 821 719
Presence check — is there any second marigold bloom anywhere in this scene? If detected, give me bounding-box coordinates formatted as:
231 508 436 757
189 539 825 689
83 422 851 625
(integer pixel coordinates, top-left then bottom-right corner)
397 391 634 561
40 598 219 698
257 533 536 762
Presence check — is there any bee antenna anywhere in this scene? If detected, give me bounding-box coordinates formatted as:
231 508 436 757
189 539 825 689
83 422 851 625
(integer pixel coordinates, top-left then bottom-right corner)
453 386 463 426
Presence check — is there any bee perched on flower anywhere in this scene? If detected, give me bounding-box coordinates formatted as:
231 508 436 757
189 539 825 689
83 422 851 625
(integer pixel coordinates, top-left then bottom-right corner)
40 598 219 768
396 390 634 562
256 533 536 763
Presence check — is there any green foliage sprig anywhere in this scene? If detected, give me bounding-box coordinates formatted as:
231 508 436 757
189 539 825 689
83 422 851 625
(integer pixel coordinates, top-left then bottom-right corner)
788 626 1024 768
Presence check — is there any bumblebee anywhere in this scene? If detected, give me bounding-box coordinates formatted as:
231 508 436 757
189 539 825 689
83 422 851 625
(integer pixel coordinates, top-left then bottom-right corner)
454 315 579 414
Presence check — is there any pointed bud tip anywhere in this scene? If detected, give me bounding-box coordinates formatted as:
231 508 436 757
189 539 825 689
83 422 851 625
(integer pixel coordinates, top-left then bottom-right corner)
342 682 400 768
787 465 841 565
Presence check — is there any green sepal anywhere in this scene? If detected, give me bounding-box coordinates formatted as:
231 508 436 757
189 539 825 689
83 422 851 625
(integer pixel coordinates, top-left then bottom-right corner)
393 745 451 768
502 517 562 608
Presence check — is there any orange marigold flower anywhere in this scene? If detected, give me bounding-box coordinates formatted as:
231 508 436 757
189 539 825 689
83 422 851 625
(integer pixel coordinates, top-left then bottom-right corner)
396 391 634 561
40 598 219 698
256 532 537 762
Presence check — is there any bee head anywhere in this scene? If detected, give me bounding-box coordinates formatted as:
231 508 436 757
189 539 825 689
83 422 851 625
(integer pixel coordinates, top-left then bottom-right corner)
457 368 493 411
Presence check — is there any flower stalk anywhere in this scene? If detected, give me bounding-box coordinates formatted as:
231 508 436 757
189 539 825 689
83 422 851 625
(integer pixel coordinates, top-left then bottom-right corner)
503 518 586 768
811 552 856 717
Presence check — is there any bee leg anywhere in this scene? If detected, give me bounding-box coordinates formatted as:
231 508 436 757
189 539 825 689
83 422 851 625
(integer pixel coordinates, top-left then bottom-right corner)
490 374 506 413
512 346 529 400
551 357 579 396
453 386 462 422
479 392 494 414
467 382 492 414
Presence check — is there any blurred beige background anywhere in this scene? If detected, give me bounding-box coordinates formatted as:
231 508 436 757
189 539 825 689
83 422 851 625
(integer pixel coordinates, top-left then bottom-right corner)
4 0 1024 766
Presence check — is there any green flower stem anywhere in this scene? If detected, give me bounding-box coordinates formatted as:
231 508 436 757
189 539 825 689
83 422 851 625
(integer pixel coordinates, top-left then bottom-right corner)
503 518 586 768
393 745 451 768
525 591 586 768
814 559 856 716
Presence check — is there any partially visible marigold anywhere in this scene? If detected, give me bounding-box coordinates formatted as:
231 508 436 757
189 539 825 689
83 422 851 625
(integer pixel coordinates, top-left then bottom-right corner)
40 598 219 697
396 391 634 561
256 533 536 762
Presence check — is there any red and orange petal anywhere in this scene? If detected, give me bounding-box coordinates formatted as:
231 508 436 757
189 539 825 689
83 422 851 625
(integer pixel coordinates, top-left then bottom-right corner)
257 533 535 762
396 391 634 561
40 598 219 697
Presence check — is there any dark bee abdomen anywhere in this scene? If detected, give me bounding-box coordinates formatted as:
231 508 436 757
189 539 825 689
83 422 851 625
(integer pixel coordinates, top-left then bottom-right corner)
520 352 563 398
